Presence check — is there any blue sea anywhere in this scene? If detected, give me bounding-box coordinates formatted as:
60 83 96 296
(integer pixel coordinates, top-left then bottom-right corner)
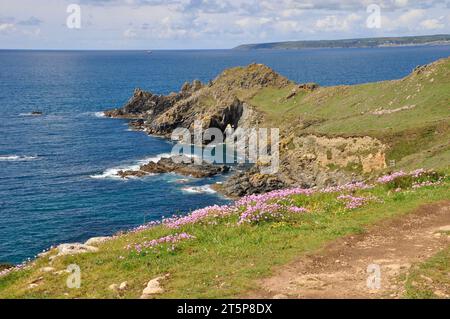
1 46 450 264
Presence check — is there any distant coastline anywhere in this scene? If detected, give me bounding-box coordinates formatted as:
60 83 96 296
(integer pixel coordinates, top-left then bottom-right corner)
234 34 450 50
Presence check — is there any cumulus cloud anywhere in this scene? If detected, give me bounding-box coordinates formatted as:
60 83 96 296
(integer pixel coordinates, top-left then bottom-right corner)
0 23 15 33
316 13 362 31
420 18 445 30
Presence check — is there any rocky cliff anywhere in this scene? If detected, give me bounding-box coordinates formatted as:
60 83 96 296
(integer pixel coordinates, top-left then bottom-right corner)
105 57 450 197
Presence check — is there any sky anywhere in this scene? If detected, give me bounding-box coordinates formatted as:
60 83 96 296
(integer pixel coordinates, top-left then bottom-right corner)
0 0 449 49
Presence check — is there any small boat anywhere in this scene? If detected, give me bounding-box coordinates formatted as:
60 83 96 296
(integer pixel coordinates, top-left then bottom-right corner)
146 50 152 54
31 111 43 116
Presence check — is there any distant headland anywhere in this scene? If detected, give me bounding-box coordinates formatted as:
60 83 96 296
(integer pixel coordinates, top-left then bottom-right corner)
234 34 450 50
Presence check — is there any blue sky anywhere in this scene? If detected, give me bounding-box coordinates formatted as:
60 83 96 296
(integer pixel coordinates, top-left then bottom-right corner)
1 0 449 49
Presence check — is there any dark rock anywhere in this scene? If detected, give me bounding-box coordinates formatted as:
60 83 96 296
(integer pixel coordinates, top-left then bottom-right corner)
129 119 145 130
222 166 286 197
118 156 230 179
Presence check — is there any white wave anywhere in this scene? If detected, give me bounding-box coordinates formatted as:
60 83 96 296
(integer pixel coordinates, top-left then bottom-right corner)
89 153 171 180
0 155 38 162
79 112 106 118
19 113 43 117
181 185 216 194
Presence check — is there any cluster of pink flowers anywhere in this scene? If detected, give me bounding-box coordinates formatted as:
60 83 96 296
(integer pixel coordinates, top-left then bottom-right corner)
410 168 426 178
236 187 314 207
238 203 283 224
412 180 441 189
127 232 195 253
376 171 407 183
337 195 369 209
288 206 308 213
163 205 234 229
376 168 429 184
130 220 162 233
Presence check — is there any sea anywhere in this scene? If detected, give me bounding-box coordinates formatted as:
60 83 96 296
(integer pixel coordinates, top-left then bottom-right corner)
1 46 450 264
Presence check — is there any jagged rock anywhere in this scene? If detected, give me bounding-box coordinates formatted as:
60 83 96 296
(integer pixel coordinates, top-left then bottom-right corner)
298 83 319 91
141 275 169 298
118 156 229 179
104 88 184 120
85 236 110 246
56 243 99 256
222 166 286 197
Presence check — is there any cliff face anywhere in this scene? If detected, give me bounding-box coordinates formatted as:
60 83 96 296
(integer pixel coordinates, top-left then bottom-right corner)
105 63 289 136
105 57 450 196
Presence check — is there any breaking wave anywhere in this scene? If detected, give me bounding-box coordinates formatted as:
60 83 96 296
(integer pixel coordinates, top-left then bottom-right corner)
89 153 171 179
181 185 216 194
0 155 38 162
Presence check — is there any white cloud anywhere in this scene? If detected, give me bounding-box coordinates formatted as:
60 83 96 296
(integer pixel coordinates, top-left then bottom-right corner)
315 13 361 32
123 28 137 38
394 0 409 7
420 18 444 30
0 23 15 33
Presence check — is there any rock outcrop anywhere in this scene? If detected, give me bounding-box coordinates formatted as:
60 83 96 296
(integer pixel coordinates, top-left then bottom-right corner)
105 63 289 136
117 156 230 179
141 274 169 298
56 243 99 256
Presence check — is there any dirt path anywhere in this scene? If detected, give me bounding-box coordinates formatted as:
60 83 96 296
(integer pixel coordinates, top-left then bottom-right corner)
249 201 450 299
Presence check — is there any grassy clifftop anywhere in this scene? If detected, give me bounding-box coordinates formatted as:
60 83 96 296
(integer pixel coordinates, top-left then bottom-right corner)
249 57 450 172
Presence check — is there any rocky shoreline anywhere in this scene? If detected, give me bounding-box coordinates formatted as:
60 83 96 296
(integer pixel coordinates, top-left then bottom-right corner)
116 155 230 179
103 63 389 197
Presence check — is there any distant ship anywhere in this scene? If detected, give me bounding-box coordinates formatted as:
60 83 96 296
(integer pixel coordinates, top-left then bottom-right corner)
146 50 152 54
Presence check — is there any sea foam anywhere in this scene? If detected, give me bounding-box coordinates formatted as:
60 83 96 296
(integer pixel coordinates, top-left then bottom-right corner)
0 155 38 162
181 185 216 194
89 153 172 179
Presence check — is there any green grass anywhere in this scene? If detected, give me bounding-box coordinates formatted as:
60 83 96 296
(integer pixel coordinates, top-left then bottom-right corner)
403 246 450 299
248 57 450 171
0 176 448 299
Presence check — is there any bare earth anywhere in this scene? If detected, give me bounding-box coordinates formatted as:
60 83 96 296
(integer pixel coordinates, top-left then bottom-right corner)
248 201 450 299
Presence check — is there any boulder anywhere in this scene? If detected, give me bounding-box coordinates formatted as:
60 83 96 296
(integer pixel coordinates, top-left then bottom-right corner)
40 267 55 273
56 243 99 256
85 236 110 246
140 275 169 298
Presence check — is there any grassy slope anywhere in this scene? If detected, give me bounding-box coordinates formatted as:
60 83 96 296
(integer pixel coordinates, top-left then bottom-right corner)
403 245 450 299
249 57 450 170
0 176 449 298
